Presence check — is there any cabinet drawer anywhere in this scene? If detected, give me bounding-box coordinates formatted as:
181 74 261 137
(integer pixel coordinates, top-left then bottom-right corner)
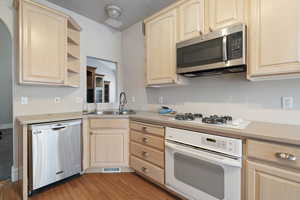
130 130 164 150
90 119 129 129
247 139 300 170
130 155 164 185
130 121 164 137
130 142 164 168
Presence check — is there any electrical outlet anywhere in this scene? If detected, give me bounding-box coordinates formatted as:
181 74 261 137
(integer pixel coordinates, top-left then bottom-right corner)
54 97 61 104
21 97 28 105
76 97 83 104
131 96 136 103
159 96 164 104
282 97 294 109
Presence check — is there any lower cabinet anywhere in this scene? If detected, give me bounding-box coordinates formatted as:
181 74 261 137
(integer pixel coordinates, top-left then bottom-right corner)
246 139 300 200
89 119 129 168
247 161 300 200
129 121 165 185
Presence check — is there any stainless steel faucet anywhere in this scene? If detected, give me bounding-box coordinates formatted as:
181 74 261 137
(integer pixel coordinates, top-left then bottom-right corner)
119 92 127 114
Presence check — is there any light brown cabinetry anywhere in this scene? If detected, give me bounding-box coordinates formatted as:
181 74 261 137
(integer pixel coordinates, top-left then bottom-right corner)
18 0 81 86
129 121 165 185
205 0 245 32
247 0 300 80
178 0 204 41
89 119 129 168
145 9 178 85
20 0 67 85
246 139 300 200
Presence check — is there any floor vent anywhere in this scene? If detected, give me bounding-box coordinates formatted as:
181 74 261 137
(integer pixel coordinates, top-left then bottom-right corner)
102 168 121 173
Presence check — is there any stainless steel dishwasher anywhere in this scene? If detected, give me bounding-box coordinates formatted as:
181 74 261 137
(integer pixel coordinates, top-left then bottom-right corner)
29 120 82 193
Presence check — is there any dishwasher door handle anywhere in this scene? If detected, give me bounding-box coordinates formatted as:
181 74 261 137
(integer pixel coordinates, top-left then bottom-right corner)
52 126 66 131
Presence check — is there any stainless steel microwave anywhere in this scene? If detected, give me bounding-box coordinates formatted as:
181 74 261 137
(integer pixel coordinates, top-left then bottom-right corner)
177 24 246 77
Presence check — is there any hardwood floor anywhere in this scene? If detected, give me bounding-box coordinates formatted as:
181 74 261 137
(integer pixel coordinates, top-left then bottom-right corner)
29 173 180 200
0 180 20 200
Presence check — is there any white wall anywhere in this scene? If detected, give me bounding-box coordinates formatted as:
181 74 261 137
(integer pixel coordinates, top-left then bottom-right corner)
86 58 117 103
0 20 12 125
122 22 300 125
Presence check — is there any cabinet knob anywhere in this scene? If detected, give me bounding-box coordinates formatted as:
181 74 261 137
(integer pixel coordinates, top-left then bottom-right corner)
142 127 147 132
141 167 149 173
209 27 213 32
199 30 203 36
142 151 149 157
142 137 148 143
275 152 297 161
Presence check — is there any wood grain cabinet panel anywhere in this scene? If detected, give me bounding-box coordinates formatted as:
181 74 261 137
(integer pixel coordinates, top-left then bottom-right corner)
130 130 164 150
130 142 164 168
178 0 204 41
247 0 300 79
145 8 177 85
130 156 164 185
205 0 245 32
90 129 129 168
130 122 164 137
20 0 67 85
247 160 300 200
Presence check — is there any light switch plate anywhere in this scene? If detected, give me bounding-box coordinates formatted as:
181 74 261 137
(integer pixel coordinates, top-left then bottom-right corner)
21 97 28 105
282 96 294 109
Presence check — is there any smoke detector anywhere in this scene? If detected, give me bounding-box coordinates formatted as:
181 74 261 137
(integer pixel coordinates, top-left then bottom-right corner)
105 5 123 29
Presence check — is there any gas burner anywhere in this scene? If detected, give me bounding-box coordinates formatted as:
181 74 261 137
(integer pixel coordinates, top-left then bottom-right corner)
174 113 203 121
202 115 233 125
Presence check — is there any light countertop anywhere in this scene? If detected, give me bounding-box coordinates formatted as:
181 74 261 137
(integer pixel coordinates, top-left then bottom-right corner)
17 111 300 146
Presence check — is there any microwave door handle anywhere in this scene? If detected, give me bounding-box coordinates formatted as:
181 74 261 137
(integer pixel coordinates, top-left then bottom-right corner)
222 36 228 62
165 141 241 168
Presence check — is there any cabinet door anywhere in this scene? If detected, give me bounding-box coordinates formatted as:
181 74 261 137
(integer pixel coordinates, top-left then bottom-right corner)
145 9 177 85
20 0 67 84
179 0 204 41
247 161 300 200
206 0 245 32
248 0 300 79
90 130 129 168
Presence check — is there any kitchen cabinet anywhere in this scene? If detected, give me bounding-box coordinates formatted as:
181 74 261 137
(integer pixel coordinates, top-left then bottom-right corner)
247 0 300 80
129 121 165 185
178 0 204 41
205 0 245 32
145 9 178 86
19 0 81 86
247 161 300 200
89 119 129 168
246 139 300 200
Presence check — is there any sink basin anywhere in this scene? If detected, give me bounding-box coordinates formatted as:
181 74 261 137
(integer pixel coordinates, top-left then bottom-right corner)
87 110 136 115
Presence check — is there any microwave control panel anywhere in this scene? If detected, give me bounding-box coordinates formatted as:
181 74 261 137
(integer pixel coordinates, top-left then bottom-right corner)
227 31 243 60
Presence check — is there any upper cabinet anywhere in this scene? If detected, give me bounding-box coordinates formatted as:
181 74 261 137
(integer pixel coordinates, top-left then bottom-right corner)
18 0 81 87
178 0 204 42
205 0 245 32
145 9 178 85
247 0 300 80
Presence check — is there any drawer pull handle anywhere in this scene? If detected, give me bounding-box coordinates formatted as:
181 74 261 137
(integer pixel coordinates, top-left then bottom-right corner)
275 152 297 161
141 167 149 173
142 127 147 132
142 151 149 157
142 137 148 143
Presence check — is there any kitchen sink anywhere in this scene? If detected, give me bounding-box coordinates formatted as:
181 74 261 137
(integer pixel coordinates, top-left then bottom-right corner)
87 110 136 115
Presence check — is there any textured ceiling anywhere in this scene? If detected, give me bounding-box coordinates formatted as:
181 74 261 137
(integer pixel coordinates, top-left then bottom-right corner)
46 0 178 30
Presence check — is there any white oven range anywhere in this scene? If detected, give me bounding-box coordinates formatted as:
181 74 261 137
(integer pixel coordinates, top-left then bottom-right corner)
165 127 243 200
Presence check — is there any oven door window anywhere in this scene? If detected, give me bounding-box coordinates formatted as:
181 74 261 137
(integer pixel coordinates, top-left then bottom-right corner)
174 152 225 200
177 38 224 68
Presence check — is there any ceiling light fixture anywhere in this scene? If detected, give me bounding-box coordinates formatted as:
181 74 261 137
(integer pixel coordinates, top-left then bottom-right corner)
105 5 122 19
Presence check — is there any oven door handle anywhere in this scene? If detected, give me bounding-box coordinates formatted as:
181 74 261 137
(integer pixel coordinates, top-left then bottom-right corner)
165 141 241 168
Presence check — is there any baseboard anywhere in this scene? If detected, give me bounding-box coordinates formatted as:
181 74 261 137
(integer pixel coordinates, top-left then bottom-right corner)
11 166 20 182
